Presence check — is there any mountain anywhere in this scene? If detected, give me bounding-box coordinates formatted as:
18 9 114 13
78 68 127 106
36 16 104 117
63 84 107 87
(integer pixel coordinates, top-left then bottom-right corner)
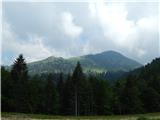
27 50 142 75
129 57 160 79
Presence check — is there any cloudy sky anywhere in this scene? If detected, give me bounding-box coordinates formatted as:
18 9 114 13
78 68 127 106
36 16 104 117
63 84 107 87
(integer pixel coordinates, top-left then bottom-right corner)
2 0 159 65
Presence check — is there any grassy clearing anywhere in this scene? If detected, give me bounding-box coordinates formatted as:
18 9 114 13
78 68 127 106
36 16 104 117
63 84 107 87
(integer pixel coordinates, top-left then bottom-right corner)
1 112 160 120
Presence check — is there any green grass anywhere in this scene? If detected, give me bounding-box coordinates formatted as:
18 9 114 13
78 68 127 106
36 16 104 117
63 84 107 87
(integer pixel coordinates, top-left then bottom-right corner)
1 112 160 120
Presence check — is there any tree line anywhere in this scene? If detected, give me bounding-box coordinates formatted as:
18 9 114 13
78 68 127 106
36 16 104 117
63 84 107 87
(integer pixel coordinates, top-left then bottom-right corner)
1 54 160 115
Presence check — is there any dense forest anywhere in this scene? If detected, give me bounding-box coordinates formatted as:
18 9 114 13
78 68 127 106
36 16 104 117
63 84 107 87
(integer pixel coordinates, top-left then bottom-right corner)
1 54 160 115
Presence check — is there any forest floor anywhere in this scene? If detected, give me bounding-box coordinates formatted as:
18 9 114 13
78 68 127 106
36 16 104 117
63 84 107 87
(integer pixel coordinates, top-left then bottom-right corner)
1 112 160 120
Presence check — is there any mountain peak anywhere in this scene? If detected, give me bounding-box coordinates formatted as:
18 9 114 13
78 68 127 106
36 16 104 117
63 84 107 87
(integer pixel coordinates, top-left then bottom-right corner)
46 56 56 60
27 50 142 75
45 56 64 60
101 50 123 56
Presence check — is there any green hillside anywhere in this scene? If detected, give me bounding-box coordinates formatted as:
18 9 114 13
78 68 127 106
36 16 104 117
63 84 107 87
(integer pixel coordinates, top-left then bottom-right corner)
27 50 141 75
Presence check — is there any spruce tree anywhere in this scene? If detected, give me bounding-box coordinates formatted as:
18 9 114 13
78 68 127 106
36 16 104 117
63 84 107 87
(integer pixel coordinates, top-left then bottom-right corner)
63 74 75 115
121 75 143 114
10 54 31 112
113 81 123 114
142 87 160 112
44 74 59 114
1 66 12 112
72 62 85 116
57 72 65 114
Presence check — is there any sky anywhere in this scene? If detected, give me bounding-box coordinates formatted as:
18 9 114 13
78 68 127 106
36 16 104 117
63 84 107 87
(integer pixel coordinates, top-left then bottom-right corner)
1 0 160 65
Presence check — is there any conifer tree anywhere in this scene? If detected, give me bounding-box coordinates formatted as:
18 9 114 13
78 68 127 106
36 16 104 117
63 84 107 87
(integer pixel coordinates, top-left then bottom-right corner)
1 66 12 112
72 62 85 116
121 75 143 114
142 87 160 112
63 74 75 115
44 74 59 114
57 72 65 114
11 54 31 112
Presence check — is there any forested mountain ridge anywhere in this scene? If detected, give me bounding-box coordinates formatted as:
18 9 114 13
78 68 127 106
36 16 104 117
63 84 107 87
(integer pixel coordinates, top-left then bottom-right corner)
124 57 160 79
113 57 160 114
1 54 160 115
27 50 141 75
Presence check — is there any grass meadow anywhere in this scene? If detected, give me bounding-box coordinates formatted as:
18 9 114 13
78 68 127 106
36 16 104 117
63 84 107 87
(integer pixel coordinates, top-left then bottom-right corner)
1 112 160 120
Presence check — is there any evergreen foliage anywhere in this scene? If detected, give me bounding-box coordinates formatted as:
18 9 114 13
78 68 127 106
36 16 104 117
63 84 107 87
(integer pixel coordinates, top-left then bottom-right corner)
1 55 160 115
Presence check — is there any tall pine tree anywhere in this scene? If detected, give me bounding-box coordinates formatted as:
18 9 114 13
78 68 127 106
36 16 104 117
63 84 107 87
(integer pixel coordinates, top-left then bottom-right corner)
57 72 65 114
72 62 85 116
63 74 75 115
44 74 59 114
1 66 13 112
121 75 143 114
10 54 31 113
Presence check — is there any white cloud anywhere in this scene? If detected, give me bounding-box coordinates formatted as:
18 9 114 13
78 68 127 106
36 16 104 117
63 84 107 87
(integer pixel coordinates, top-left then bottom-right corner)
137 48 146 58
2 21 53 63
2 2 159 64
136 16 157 31
89 1 134 48
88 0 159 63
61 12 83 38
89 2 97 18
